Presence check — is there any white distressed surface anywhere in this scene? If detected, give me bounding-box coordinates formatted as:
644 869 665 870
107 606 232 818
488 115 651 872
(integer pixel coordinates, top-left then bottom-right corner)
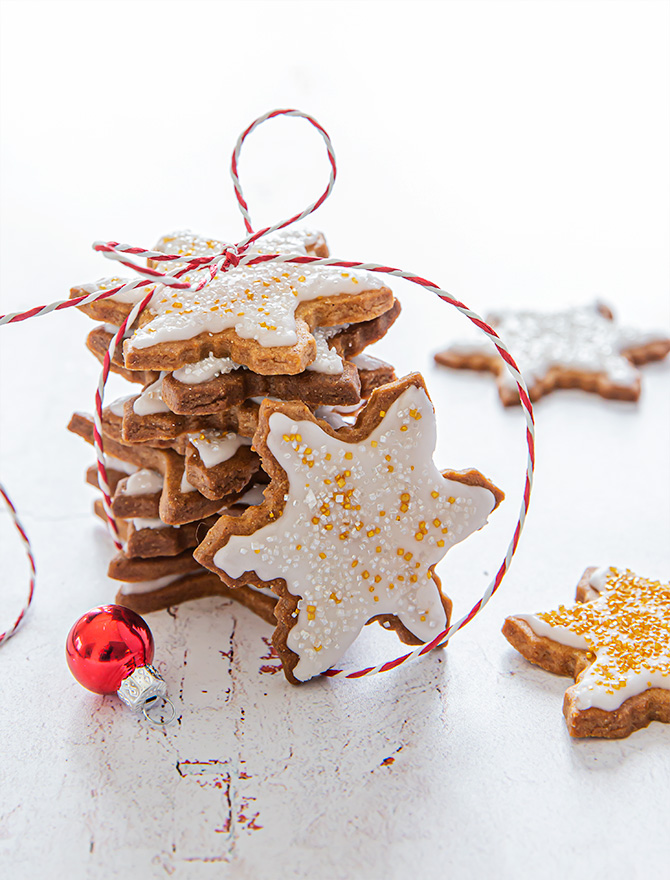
1 2 669 877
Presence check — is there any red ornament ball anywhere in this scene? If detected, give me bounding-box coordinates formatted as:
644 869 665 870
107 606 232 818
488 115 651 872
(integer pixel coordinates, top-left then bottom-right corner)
66 605 155 695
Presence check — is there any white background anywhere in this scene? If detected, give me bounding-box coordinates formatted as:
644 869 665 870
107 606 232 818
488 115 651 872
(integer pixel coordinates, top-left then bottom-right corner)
0 1 668 878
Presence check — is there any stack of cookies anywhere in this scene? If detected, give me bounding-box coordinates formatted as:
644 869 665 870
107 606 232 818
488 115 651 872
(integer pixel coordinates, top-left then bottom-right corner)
68 229 401 625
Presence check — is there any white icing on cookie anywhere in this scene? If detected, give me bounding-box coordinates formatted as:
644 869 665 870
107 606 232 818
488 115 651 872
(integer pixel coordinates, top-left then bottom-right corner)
350 353 389 371
172 352 245 385
589 566 611 590
170 324 346 383
188 431 252 468
516 615 588 650
180 472 198 493
451 302 661 390
102 456 138 476
122 229 385 352
312 403 362 430
118 574 183 595
133 375 169 415
236 486 266 507
520 567 670 712
249 396 283 405
108 395 135 417
213 385 498 681
79 277 155 305
306 326 345 374
123 469 164 496
131 517 172 531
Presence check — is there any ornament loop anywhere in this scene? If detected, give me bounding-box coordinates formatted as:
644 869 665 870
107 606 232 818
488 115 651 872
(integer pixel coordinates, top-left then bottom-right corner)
142 696 176 727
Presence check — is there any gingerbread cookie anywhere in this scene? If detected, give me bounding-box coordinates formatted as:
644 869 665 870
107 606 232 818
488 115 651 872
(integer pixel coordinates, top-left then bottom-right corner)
158 300 400 415
115 568 278 622
119 380 261 443
86 324 159 386
503 567 670 738
71 229 395 375
108 547 201 582
351 354 396 397
435 302 670 405
68 412 250 524
93 498 220 558
195 373 504 683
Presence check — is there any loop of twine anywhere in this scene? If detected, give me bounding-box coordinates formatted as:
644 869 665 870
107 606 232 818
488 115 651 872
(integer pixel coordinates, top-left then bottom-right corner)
0 109 535 681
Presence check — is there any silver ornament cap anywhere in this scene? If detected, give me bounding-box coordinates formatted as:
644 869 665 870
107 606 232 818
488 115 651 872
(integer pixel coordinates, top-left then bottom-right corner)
117 664 168 711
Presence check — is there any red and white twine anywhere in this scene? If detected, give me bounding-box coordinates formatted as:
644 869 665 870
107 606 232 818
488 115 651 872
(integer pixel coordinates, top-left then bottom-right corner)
0 108 535 679
0 484 37 645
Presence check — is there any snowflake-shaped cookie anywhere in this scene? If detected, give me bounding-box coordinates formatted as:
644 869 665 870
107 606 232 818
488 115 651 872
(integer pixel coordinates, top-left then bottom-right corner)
503 567 670 738
195 373 503 682
435 302 670 405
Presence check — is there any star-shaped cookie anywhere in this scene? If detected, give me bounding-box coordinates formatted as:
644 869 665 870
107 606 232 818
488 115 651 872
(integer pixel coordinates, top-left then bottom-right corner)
195 373 504 683
71 228 395 375
503 567 670 738
434 302 670 405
